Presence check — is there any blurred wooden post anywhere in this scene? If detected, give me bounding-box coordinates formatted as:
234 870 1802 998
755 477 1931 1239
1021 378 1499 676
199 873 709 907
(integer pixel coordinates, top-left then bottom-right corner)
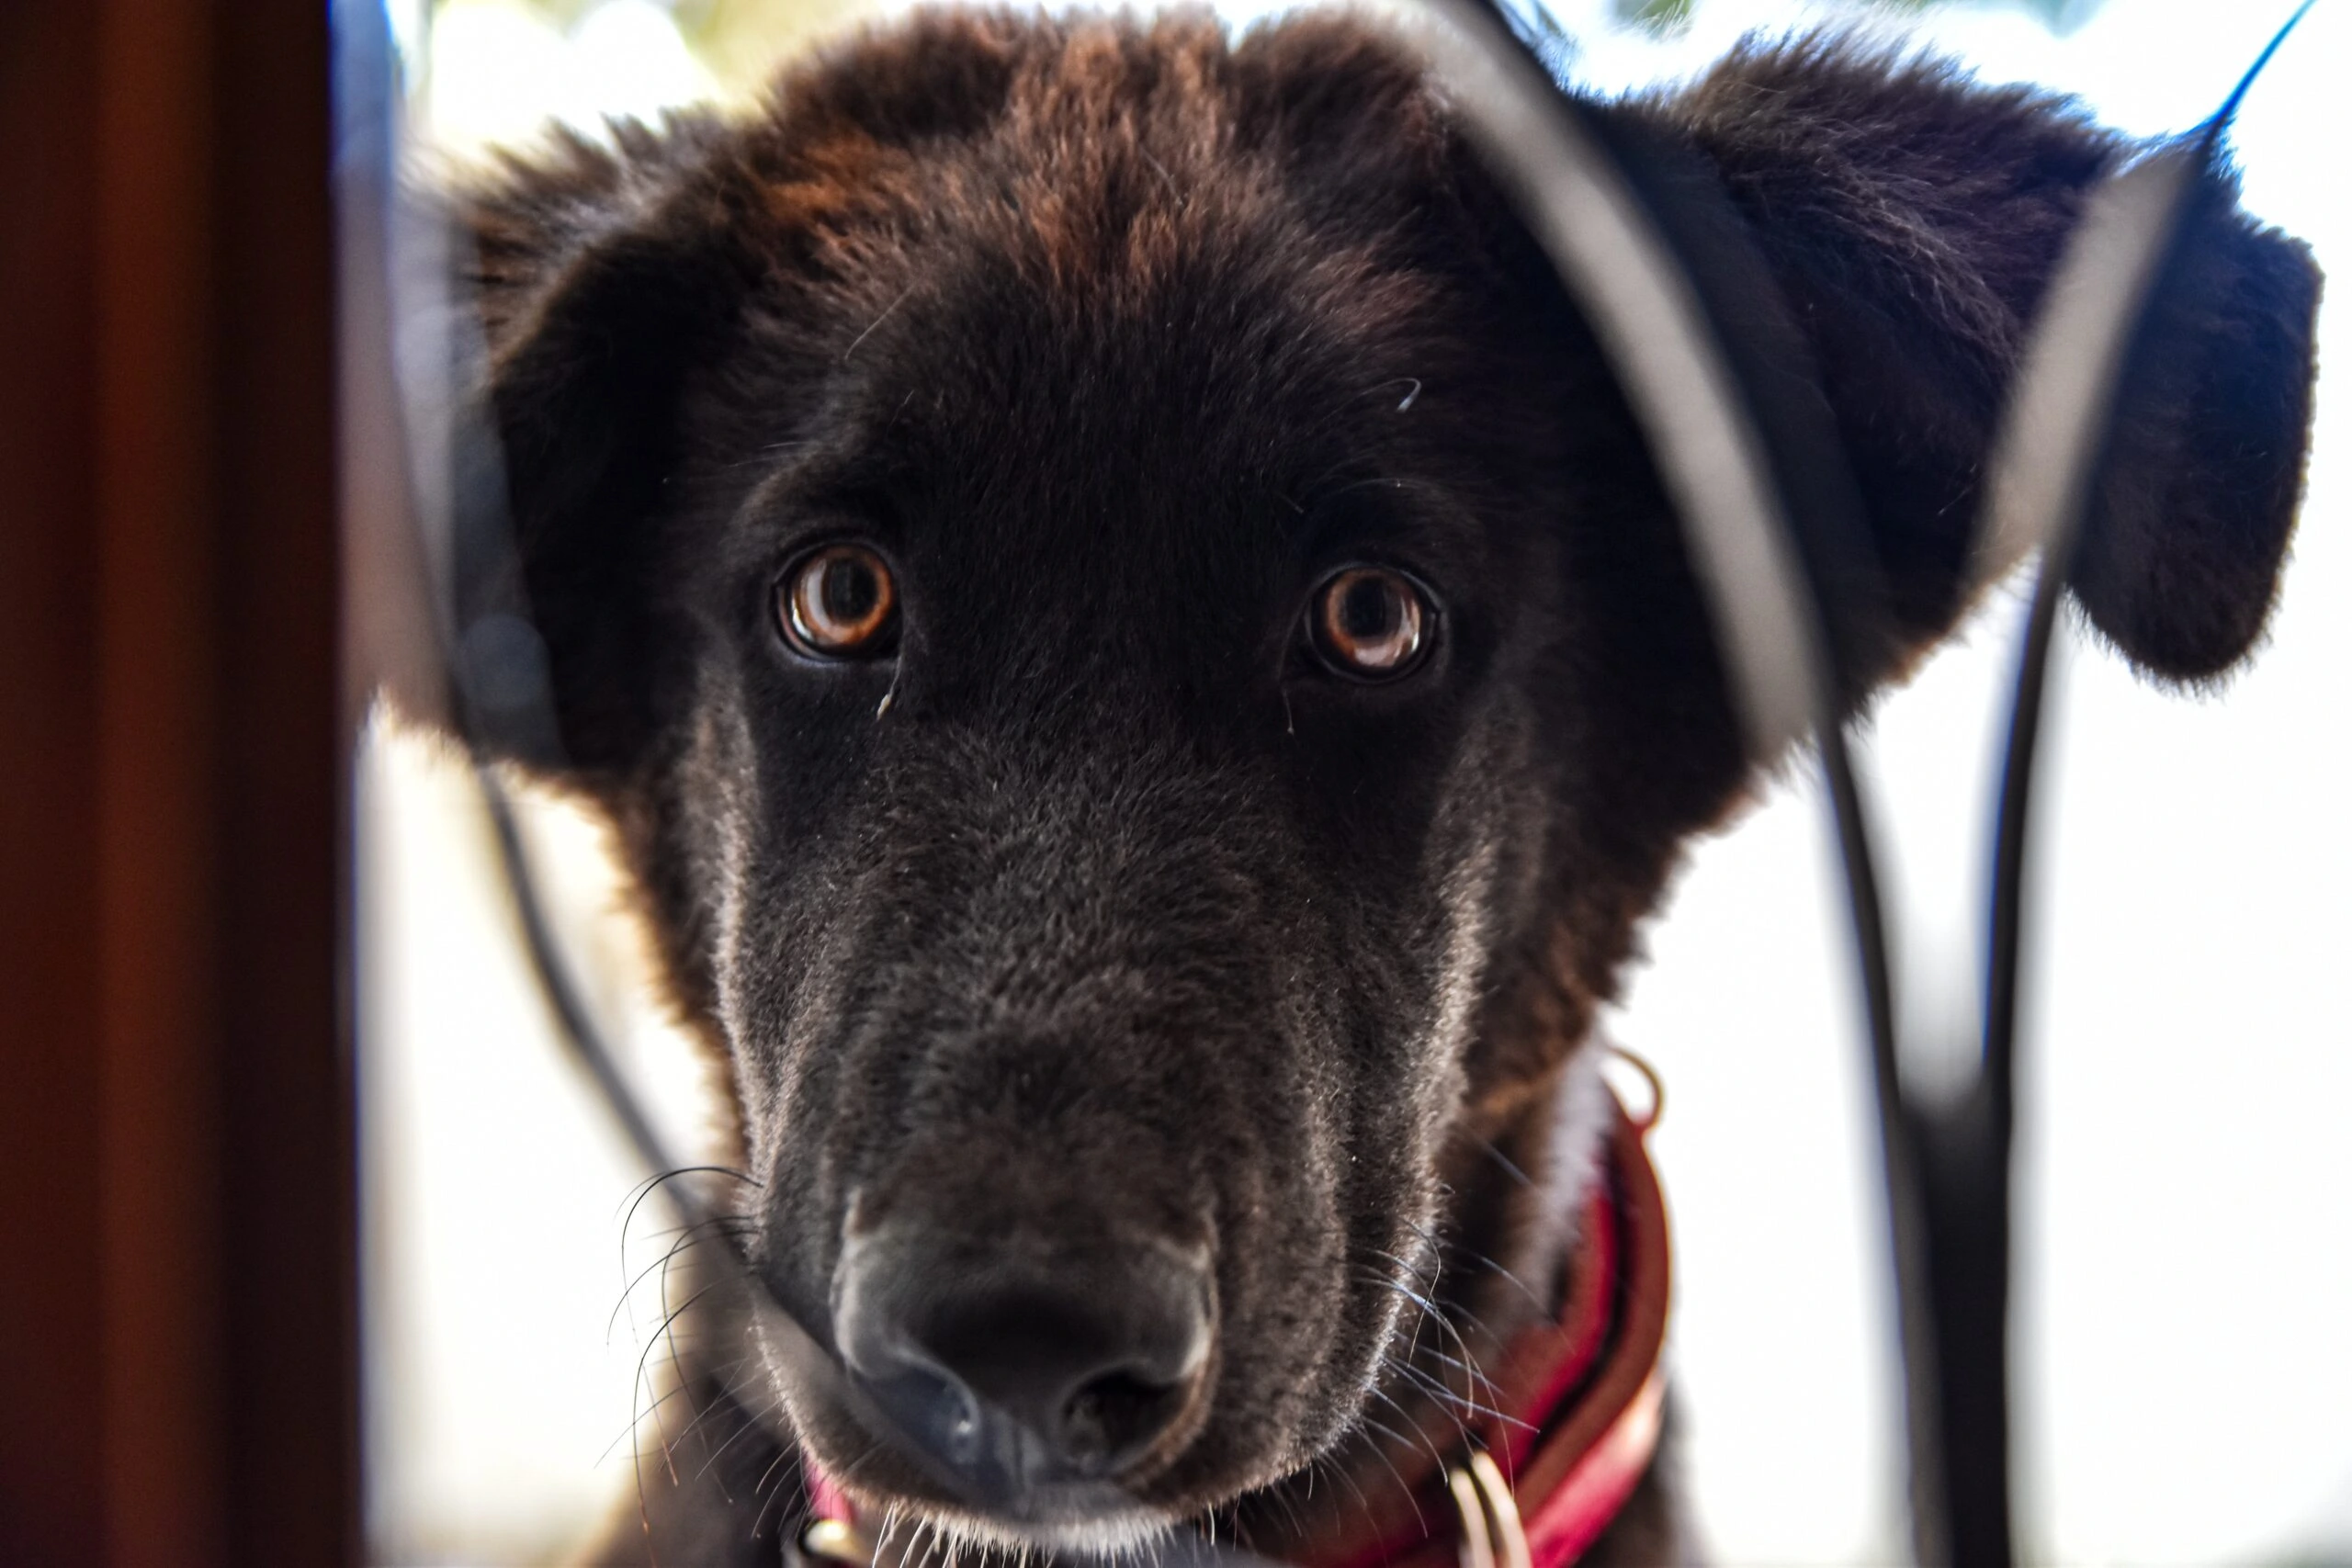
0 2 357 1562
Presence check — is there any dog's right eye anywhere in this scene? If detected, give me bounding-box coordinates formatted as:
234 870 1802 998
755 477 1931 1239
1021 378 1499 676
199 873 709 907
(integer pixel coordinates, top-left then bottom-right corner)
778 544 899 659
1307 566 1432 681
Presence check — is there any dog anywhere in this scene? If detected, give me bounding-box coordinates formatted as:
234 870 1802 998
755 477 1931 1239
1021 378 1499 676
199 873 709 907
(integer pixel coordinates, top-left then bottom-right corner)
424 7 2321 1563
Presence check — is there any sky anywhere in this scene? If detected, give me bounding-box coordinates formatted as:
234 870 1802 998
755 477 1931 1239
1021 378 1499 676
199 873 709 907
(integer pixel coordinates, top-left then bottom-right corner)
364 1 2350 1561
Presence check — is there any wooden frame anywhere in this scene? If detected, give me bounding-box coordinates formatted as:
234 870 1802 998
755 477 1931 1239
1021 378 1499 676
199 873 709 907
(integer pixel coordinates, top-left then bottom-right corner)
0 3 356 1561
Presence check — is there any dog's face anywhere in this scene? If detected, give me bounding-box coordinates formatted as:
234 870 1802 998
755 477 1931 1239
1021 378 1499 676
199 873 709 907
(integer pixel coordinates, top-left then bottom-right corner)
443 8 2318 1551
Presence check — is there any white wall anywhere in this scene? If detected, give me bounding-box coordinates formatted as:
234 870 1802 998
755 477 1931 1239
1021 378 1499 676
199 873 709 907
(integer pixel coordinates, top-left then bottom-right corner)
1555 2 2352 1559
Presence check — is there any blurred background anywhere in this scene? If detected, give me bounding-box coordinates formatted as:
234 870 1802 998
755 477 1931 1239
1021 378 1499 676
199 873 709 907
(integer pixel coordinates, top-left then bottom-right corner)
359 0 2350 1562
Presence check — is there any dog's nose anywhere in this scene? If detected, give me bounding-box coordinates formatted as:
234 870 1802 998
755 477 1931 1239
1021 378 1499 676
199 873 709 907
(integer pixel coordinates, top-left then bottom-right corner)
831 1230 1213 1496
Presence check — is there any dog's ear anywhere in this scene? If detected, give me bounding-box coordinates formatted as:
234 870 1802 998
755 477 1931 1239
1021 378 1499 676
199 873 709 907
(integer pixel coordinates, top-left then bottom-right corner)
430 118 755 779
424 14 1036 780
1633 39 2322 686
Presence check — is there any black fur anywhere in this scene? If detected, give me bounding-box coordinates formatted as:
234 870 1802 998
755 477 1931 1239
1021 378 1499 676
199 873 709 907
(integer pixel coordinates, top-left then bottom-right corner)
420 11 2321 1563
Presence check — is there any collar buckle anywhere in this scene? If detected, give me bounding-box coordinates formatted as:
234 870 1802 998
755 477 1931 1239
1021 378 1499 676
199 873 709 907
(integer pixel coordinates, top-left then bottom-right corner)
1448 1449 1531 1568
797 1515 877 1568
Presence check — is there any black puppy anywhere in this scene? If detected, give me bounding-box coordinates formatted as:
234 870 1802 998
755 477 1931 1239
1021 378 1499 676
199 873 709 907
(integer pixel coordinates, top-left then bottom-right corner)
431 9 2319 1564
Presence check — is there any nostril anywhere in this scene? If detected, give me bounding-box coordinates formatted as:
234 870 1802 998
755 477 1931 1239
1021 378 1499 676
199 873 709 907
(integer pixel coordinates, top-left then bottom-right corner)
888 1362 986 1470
1058 1369 1186 1474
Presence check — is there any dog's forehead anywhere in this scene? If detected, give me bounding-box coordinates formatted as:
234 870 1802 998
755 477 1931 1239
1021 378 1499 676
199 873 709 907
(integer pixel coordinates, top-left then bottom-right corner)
858 258 1441 556
724 180 1486 636
731 16 1486 529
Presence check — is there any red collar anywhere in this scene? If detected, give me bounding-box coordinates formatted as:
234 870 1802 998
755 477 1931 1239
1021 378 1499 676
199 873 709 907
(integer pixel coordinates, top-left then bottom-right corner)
803 1089 1670 1568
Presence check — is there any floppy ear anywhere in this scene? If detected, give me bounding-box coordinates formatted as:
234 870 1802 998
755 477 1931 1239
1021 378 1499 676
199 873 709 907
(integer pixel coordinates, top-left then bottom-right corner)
435 117 755 778
1637 39 2322 685
428 12 1035 778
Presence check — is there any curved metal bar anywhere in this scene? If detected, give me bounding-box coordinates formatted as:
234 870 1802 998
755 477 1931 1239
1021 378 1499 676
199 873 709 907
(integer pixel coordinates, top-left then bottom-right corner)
1977 0 2309 1143
1406 0 1831 761
1941 22 2308 1561
1972 151 2207 599
1397 1 1944 1552
1408 3 2308 1562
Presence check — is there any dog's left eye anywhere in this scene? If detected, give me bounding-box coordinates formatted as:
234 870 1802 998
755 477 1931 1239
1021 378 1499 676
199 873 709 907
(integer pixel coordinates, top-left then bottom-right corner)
779 543 899 659
1307 566 1432 680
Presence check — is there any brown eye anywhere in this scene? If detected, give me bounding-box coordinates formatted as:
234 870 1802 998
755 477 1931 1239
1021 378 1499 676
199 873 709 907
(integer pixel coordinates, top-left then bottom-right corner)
1309 567 1430 679
779 544 898 658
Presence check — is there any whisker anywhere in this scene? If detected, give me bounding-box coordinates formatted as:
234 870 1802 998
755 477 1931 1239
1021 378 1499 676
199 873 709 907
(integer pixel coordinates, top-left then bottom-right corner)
1349 1415 1433 1538
1304 1447 1380 1540
684 1364 775 1487
1387 1355 1532 1433
632 1281 725 1486
604 1373 705 1466
749 1415 807 1543
1381 1359 1476 1452
618 1163 761 1270
1398 1215 1549 1316
751 1424 798 1500
1363 1382 1453 1473
611 1216 752 1340
1382 1279 1505 1413
1471 1133 1535 1193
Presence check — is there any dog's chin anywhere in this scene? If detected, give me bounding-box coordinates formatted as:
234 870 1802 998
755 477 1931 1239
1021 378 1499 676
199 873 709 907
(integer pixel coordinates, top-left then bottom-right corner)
889 1499 1185 1559
785 1387 1195 1558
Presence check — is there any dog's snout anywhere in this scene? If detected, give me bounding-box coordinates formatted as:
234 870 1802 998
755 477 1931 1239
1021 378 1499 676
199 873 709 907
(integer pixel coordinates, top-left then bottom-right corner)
832 1230 1213 1496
